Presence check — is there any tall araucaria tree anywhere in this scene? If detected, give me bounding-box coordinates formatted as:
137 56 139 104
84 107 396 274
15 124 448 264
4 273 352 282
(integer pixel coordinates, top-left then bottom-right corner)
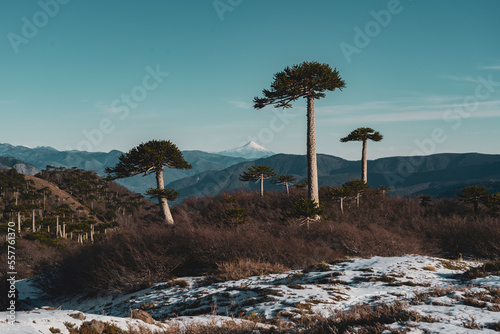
340 127 383 183
105 140 192 225
239 165 276 197
254 61 345 206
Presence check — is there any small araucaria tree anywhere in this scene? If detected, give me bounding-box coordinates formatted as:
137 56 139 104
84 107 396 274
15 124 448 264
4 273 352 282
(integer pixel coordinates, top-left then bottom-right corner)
340 127 383 183
457 185 489 213
254 61 345 206
105 140 192 225
271 174 296 195
343 179 370 208
418 194 433 206
327 186 353 214
239 165 275 197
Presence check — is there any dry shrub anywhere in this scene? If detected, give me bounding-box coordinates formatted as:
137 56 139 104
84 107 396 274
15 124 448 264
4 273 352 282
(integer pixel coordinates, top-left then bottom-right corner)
0 238 63 280
411 286 459 305
462 316 481 330
37 188 500 295
211 259 289 282
305 301 437 333
36 227 186 294
463 261 500 280
487 321 500 331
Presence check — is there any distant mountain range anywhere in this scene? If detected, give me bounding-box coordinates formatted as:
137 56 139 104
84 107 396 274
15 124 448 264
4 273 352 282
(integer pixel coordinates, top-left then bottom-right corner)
0 144 122 175
1 143 499 200
0 143 251 194
166 152 500 202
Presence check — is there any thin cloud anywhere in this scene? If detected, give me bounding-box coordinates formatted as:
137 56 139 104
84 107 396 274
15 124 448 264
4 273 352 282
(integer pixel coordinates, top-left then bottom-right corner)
318 95 464 116
480 65 500 70
229 100 252 109
439 75 479 83
317 97 500 125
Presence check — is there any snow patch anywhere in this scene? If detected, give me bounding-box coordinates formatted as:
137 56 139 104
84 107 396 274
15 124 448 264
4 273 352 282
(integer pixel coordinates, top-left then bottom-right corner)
217 141 275 159
3 256 499 333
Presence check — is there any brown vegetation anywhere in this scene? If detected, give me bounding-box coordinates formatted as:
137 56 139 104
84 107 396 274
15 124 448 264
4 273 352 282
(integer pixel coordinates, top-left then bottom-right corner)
35 187 500 295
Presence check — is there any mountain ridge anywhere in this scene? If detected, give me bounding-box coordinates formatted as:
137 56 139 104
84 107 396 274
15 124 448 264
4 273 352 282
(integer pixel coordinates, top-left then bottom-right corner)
1 143 499 200
167 152 500 201
0 143 248 195
0 156 40 175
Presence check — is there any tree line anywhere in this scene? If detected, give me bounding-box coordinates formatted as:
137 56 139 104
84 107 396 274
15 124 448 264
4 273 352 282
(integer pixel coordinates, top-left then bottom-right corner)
0 167 151 246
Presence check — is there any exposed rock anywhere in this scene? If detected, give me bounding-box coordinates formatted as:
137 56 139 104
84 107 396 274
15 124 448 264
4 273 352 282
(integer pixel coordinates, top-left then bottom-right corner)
84 319 105 334
69 312 86 320
131 309 155 324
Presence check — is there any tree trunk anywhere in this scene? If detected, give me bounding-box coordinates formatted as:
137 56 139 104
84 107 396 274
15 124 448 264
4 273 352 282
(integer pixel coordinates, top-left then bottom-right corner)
260 174 264 197
340 197 344 214
32 210 36 232
155 169 175 225
361 139 368 183
307 95 319 205
285 182 289 196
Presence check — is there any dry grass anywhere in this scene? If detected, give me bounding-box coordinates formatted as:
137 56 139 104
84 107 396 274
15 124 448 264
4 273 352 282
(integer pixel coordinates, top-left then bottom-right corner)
210 259 289 282
300 301 437 333
463 261 500 280
487 321 500 331
61 300 438 333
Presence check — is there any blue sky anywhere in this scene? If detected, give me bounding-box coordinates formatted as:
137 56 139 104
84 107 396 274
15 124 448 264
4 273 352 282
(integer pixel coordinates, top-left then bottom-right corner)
1 0 499 160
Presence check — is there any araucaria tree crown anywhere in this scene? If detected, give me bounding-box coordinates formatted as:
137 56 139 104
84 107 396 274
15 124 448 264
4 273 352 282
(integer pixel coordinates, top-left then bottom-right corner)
240 165 276 197
340 127 383 183
105 140 192 225
253 61 345 207
340 127 383 143
105 140 191 180
253 61 346 109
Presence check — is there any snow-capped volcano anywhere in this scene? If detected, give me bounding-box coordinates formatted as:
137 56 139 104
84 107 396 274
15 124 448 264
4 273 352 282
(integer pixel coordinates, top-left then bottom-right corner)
217 141 275 160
